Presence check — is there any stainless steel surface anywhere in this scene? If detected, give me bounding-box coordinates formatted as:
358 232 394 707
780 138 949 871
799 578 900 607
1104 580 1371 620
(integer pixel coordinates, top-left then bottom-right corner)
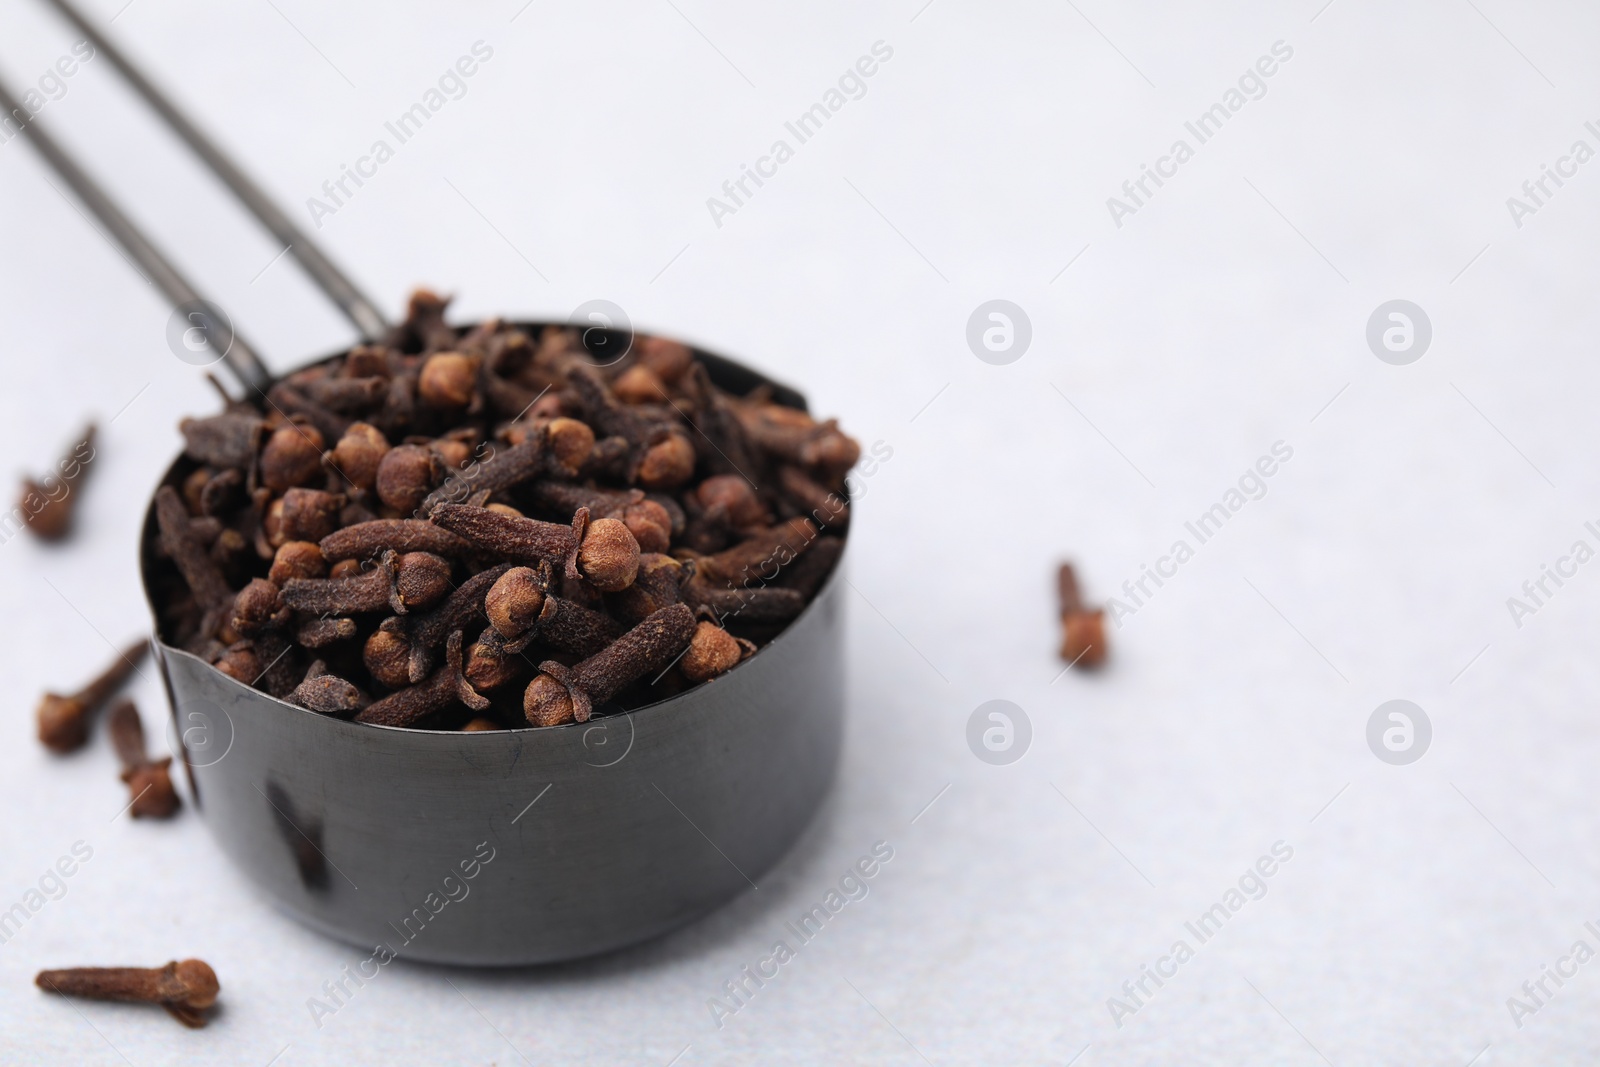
143 342 846 965
40 0 391 340
0 69 274 394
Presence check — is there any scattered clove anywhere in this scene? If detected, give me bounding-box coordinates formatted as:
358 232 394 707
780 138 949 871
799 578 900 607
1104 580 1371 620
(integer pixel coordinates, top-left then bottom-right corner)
108 699 180 818
1057 563 1108 669
36 960 219 1028
18 423 95 541
36 640 148 754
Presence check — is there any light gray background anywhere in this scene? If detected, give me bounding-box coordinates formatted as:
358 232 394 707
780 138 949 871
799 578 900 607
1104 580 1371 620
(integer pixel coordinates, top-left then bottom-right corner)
0 0 1595 1063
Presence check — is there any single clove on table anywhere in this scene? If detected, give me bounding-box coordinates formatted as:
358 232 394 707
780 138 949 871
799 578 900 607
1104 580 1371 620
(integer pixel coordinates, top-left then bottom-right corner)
145 289 858 730
36 959 219 1028
36 640 148 753
1057 563 1108 669
18 423 96 541
108 699 181 818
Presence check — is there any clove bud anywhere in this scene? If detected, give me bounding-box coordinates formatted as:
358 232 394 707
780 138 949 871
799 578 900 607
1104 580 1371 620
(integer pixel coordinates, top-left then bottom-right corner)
108 699 180 818
18 424 95 541
36 960 219 1028
680 621 754 682
1057 563 1108 669
524 603 695 726
36 640 148 754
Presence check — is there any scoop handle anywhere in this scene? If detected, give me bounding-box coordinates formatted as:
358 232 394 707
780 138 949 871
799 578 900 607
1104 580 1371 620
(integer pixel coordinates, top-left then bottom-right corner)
41 0 389 341
0 72 273 395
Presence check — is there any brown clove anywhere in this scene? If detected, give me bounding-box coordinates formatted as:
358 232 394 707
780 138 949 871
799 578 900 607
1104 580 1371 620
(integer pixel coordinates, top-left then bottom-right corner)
430 504 639 592
1058 563 1108 669
108 699 180 818
36 640 148 754
36 960 219 1028
523 603 696 726
18 423 95 541
354 631 487 728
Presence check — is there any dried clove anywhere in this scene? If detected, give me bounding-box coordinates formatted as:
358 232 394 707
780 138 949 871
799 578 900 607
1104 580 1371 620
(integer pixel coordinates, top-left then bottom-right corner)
291 661 368 716
680 621 754 682
268 541 328 584
612 364 667 404
568 367 695 489
280 550 450 615
259 423 326 492
296 616 358 648
155 486 235 628
266 382 349 444
1058 563 1108 669
382 561 514 682
319 519 473 562
483 588 625 660
484 564 550 643
524 603 696 726
777 465 848 529
695 473 769 530
430 504 639 592
529 482 673 554
230 578 290 636
607 553 684 624
463 638 524 691
540 416 596 477
180 412 263 469
197 468 245 517
580 435 632 482
354 631 487 728
329 421 390 490
375 443 443 513
578 517 641 592
683 575 807 626
36 640 148 753
264 487 345 547
417 435 545 518
691 518 818 588
418 351 480 408
678 361 763 482
37 960 219 1028
776 535 845 601
108 699 180 818
636 335 694 383
301 375 387 413
19 423 95 541
364 629 414 690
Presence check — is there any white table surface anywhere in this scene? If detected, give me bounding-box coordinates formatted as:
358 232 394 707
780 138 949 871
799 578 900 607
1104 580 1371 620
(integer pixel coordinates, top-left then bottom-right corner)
2 1 1597 1063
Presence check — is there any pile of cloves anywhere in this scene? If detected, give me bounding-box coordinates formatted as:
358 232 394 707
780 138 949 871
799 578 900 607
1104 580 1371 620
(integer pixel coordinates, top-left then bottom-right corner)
145 289 855 730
